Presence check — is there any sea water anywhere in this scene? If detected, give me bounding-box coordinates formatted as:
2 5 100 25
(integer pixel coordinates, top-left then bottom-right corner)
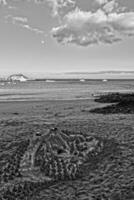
0 80 134 101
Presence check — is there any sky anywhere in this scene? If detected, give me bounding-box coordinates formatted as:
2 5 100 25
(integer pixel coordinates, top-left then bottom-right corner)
0 0 134 77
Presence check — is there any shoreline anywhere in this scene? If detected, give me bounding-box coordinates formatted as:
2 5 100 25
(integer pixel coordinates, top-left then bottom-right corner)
0 90 134 103
0 98 94 103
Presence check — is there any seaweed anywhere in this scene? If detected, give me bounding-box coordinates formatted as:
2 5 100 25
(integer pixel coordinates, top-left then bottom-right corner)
90 93 134 114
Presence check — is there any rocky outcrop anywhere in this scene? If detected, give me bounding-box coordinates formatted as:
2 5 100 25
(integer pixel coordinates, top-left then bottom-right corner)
90 92 134 114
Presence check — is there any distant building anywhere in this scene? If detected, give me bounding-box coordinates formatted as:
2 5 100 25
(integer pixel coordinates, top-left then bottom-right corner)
7 74 28 82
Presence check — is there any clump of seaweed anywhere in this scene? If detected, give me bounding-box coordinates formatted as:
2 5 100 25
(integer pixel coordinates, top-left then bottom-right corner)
94 92 134 103
90 92 134 114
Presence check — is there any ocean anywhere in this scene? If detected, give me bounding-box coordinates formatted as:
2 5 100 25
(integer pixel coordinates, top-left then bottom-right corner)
0 79 134 101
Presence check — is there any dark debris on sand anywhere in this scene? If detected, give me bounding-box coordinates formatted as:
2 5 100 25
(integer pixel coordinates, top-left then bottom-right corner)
90 92 134 114
94 93 134 104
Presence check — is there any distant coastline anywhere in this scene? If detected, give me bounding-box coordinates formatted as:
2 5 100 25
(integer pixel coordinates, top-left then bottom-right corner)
0 71 134 81
64 70 134 74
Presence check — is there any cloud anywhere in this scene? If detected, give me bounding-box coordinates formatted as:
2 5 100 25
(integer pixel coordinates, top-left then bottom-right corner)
0 0 7 5
2 0 134 47
5 15 46 36
12 16 28 24
23 24 45 35
95 0 108 5
102 0 118 13
46 0 76 17
3 0 75 17
5 15 28 25
51 8 134 46
2 1 47 43
23 0 76 17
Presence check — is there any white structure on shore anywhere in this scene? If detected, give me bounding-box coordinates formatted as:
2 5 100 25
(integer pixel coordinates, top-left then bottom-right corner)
45 79 55 83
7 74 28 82
80 79 85 82
102 79 108 82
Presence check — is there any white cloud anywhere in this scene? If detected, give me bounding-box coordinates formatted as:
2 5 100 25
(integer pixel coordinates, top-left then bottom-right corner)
0 0 7 5
46 0 76 17
12 16 28 24
5 15 46 36
22 24 45 34
4 0 75 17
52 8 134 46
5 15 28 25
95 0 119 13
2 0 134 47
95 0 108 5
103 0 118 13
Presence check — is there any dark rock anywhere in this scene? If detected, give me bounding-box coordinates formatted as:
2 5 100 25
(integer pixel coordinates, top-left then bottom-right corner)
90 93 134 114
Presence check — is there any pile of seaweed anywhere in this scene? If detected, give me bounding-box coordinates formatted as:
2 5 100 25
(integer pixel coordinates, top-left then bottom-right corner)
90 92 134 114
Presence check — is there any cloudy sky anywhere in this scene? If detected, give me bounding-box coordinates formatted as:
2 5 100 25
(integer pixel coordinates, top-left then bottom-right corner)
0 0 134 76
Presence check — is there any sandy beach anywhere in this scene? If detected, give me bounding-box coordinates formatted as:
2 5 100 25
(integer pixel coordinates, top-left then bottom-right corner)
0 94 134 199
1 0 134 198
